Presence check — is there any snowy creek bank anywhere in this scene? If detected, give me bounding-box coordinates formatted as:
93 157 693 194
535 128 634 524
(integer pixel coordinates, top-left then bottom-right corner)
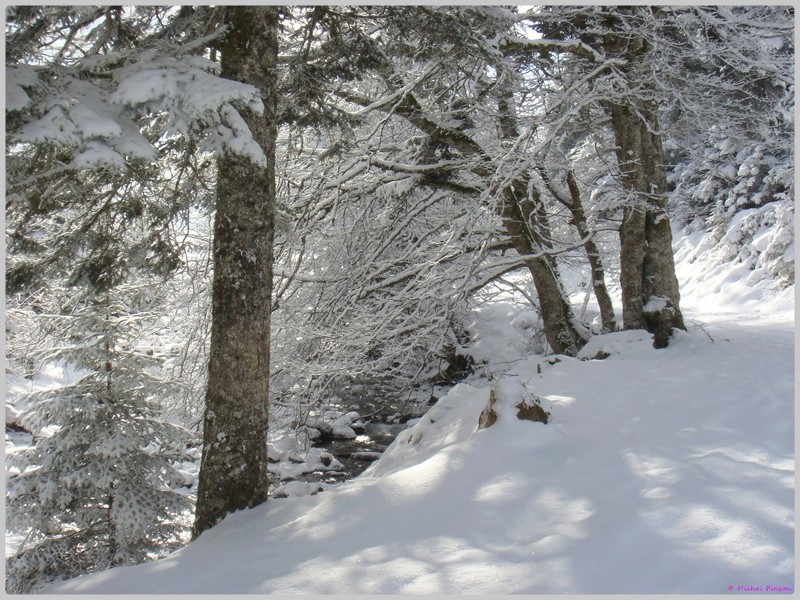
51 311 795 594
266 385 443 498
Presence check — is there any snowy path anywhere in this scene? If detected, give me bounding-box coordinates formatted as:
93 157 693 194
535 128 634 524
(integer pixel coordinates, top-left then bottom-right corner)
51 306 794 595
521 316 794 593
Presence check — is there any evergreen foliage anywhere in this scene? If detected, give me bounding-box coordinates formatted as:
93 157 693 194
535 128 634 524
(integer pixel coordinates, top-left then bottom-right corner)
6 284 193 593
3 6 239 589
4 4 793 591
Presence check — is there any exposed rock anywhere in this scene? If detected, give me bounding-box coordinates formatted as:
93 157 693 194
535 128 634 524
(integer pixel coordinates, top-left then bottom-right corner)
477 388 498 430
515 397 549 424
5 422 30 435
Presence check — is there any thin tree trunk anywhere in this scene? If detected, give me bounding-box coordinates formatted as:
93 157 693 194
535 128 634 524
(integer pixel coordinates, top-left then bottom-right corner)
535 162 617 334
498 180 588 355
496 91 588 355
193 6 278 539
565 170 617 332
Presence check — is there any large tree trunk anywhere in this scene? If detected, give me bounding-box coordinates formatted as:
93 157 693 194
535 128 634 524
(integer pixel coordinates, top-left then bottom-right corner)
192 6 278 539
596 14 685 349
609 98 685 347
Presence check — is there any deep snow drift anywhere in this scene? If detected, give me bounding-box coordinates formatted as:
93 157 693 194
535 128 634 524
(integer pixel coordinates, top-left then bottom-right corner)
49 233 795 595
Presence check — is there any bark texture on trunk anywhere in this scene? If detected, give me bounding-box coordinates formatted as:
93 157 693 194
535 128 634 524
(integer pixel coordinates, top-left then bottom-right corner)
496 91 588 356
499 180 588 355
609 99 685 348
597 17 685 348
565 170 617 333
193 6 278 539
533 163 616 334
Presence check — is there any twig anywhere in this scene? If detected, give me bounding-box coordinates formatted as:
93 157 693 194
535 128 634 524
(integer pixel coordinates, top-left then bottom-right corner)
688 319 715 343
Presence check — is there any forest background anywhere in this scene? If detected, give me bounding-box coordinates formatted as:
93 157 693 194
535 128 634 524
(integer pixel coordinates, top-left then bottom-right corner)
4 4 794 593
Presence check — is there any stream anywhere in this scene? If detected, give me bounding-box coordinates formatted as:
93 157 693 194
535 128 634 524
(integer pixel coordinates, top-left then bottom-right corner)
278 382 446 490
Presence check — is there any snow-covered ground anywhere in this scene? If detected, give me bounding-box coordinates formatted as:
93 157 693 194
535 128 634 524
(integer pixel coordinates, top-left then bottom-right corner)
46 229 795 595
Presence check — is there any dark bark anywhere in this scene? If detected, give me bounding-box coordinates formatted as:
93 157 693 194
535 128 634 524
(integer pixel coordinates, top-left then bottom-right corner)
496 90 588 355
609 99 685 348
598 15 685 348
192 6 278 539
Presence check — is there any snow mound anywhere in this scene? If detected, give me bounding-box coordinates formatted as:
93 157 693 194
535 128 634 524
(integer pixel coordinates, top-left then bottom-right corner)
363 383 489 478
465 302 537 368
674 208 794 318
576 329 654 360
271 481 325 499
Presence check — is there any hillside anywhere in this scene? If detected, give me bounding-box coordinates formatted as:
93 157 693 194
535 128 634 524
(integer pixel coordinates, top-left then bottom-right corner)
47 227 795 595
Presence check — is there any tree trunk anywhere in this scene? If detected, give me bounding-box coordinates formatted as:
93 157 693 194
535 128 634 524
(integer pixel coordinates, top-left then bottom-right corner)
595 14 685 348
609 99 685 347
343 75 589 356
496 91 588 355
192 6 278 539
565 170 617 333
499 180 588 355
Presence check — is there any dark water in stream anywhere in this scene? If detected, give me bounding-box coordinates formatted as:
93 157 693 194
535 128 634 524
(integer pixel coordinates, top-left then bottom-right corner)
295 383 444 486
305 414 425 484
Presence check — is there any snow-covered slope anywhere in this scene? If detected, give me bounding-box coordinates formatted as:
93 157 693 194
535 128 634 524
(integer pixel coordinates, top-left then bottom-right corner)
49 236 795 594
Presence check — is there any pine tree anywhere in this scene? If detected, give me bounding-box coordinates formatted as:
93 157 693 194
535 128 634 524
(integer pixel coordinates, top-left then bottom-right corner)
6 281 193 593
5 4 274 582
